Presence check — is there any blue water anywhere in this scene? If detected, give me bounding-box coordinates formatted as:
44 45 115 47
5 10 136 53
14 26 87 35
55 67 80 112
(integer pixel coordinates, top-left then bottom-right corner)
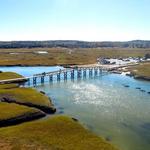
0 66 63 77
0 66 150 150
37 74 150 150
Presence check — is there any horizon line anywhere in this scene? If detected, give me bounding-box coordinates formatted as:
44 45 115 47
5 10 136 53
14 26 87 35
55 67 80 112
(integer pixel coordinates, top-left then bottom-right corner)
0 39 150 42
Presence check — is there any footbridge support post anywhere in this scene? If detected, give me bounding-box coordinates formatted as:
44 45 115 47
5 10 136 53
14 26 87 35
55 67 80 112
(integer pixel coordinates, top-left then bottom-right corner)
77 69 82 79
33 77 37 85
64 72 67 80
57 73 61 81
71 70 75 80
49 75 53 82
41 76 45 84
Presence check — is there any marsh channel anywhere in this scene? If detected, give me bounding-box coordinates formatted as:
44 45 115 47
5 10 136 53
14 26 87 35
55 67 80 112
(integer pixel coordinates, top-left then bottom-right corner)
0 66 150 150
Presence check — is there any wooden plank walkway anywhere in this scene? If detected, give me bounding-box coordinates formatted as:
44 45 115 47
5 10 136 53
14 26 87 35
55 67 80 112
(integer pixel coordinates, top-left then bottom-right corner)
0 77 29 84
0 65 126 84
33 68 74 77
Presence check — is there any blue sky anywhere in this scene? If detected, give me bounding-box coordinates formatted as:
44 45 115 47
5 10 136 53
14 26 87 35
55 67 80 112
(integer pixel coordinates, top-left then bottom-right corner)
0 0 150 41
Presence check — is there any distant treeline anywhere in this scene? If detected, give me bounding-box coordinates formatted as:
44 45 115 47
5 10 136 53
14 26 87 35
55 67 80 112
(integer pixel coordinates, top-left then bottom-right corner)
0 40 150 48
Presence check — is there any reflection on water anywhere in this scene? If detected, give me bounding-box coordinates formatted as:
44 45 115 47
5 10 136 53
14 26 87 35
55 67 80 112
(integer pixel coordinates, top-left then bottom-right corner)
36 74 150 150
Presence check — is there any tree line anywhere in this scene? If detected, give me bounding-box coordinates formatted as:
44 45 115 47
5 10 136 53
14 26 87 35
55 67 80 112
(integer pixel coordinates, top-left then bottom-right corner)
0 40 150 48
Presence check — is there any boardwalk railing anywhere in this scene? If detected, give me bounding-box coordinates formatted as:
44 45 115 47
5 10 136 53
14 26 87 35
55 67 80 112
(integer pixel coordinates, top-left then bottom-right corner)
0 66 109 85
0 63 138 85
30 66 111 85
0 77 29 84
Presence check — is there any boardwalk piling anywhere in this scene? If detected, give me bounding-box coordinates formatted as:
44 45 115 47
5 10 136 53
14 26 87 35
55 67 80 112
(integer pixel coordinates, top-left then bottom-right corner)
57 73 60 81
83 69 86 78
64 72 67 80
33 77 37 85
99 68 102 74
41 76 45 84
89 68 93 77
28 78 30 86
49 75 53 82
71 70 74 80
89 69 91 77
77 69 82 79
94 68 98 76
1 67 107 86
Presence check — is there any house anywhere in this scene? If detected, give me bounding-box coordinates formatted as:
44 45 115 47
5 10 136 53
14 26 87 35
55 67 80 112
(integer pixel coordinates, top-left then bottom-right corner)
98 58 110 64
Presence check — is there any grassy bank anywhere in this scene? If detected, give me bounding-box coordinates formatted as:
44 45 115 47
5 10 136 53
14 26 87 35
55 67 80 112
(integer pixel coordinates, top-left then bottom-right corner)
0 71 56 114
0 102 45 127
0 87 56 113
0 48 149 66
130 62 150 77
0 71 120 149
0 72 55 128
0 103 40 120
125 62 150 79
0 87 52 107
0 115 119 150
0 72 23 80
0 83 19 89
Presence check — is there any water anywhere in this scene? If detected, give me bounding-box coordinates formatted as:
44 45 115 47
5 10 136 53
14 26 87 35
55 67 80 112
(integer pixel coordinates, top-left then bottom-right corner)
0 66 63 77
0 66 150 150
36 74 150 150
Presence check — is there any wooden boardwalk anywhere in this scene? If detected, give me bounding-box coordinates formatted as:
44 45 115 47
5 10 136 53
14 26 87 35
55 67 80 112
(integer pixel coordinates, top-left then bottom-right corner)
0 66 110 85
0 77 29 84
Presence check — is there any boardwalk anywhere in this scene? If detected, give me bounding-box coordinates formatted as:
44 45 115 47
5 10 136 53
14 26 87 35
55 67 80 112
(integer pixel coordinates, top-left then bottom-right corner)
0 64 133 85
0 77 29 84
0 66 107 85
31 66 107 85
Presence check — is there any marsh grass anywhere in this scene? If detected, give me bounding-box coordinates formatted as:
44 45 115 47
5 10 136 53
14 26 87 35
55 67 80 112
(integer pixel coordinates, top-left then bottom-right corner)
0 87 53 109
0 72 23 80
0 72 55 113
0 84 19 89
127 62 150 77
0 48 149 66
0 115 119 150
0 102 43 121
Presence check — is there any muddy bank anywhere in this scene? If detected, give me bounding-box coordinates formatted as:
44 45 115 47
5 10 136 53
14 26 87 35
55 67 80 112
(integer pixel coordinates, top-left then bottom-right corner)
1 96 56 114
0 111 46 128
133 75 150 81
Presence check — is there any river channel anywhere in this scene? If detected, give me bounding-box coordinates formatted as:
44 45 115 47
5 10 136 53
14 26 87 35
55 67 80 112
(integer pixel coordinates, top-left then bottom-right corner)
0 66 150 150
